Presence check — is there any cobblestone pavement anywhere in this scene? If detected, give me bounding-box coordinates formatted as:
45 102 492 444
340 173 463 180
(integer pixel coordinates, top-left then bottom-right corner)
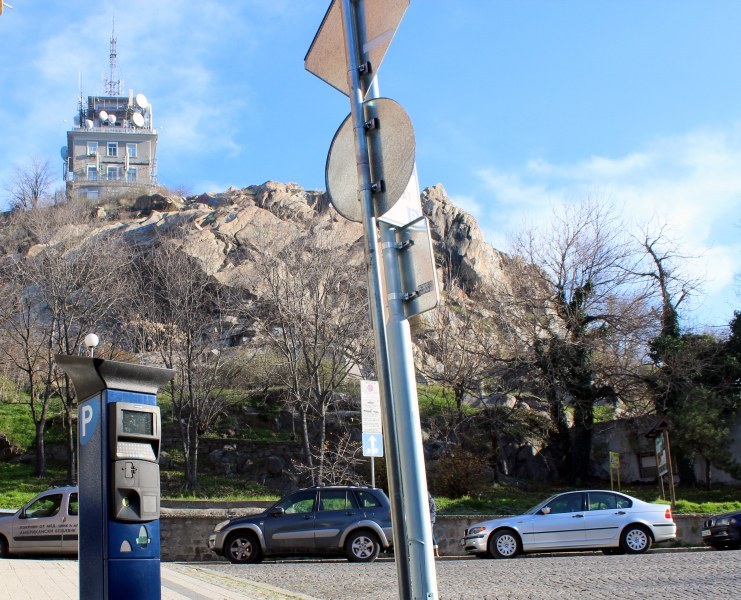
196 550 741 599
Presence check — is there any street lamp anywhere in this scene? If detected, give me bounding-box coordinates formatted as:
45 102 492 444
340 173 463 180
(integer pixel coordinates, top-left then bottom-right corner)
84 333 99 358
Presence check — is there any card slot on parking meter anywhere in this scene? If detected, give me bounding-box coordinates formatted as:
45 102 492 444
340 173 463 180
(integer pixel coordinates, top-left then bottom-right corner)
109 402 161 522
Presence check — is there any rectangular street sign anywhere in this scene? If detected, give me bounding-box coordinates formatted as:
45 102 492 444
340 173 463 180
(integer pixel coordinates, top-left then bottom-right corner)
395 216 439 319
363 432 384 457
304 0 410 96
360 379 383 434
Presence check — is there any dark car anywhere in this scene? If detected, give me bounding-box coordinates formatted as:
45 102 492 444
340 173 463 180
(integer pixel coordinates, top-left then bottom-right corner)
702 510 741 550
208 485 393 564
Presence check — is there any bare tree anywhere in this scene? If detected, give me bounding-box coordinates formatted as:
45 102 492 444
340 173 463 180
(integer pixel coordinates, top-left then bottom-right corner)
0 262 58 477
5 159 56 211
631 225 702 339
291 432 366 486
240 233 373 485
0 202 133 481
503 199 649 482
418 285 492 440
128 235 234 492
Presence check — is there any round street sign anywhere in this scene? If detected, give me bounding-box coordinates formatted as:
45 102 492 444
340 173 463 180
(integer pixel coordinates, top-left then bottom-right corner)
325 97 415 222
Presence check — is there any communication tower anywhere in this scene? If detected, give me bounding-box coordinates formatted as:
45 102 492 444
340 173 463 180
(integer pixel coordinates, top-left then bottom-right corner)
63 22 158 201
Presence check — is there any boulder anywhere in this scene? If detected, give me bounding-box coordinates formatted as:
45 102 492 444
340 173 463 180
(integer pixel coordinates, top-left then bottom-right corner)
134 193 182 213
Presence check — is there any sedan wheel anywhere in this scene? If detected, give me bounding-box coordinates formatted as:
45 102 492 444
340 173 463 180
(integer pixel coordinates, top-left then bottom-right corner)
0 537 8 559
345 530 381 563
225 531 262 564
489 529 521 559
621 525 652 554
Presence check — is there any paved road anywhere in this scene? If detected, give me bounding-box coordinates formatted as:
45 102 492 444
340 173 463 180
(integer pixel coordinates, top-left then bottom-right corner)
196 550 741 599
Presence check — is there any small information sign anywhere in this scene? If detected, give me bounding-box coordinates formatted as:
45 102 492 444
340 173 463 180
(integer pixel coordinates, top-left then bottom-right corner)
360 380 383 434
363 432 384 457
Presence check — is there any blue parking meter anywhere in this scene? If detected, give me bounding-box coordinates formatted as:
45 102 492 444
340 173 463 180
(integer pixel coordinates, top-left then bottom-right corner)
57 356 174 600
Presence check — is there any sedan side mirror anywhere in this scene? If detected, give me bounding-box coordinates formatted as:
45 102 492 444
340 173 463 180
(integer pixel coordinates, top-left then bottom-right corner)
271 507 285 517
540 507 551 515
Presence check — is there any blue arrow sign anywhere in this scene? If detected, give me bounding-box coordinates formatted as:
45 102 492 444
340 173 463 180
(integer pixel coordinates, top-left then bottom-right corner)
363 433 384 457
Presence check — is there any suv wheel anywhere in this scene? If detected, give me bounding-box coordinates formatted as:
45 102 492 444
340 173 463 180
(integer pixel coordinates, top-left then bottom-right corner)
345 530 381 563
621 525 652 554
225 531 263 564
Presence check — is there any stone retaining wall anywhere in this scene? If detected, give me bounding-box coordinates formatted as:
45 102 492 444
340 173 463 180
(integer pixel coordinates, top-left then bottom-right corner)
159 510 707 561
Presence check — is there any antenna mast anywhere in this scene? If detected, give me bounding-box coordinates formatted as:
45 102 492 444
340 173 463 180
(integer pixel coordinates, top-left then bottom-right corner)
102 17 122 95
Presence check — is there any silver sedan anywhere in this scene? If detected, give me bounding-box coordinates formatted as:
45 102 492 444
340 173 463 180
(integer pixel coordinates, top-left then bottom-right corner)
461 490 676 558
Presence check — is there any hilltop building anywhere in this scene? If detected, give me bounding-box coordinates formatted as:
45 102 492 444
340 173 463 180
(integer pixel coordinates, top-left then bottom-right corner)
63 24 157 200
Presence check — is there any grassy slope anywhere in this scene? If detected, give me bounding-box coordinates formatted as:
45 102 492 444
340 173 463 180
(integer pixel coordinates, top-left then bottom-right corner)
2 383 739 512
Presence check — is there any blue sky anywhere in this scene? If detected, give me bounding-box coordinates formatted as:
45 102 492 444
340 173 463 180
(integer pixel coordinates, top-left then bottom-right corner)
0 1 739 330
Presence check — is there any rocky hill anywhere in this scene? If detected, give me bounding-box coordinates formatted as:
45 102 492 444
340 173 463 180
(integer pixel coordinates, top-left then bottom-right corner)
108 180 512 299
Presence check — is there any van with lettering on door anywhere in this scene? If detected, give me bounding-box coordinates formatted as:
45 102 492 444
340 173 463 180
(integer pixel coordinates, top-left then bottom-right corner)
0 486 79 558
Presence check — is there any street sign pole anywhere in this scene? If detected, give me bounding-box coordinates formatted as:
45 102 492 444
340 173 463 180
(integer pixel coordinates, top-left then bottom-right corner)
337 2 412 597
379 219 438 596
342 2 438 598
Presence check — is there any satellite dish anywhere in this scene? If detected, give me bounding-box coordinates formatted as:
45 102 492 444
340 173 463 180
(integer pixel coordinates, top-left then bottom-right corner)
85 119 94 129
135 93 149 109
99 110 109 123
132 112 145 127
60 146 68 160
108 114 117 125
73 115 80 126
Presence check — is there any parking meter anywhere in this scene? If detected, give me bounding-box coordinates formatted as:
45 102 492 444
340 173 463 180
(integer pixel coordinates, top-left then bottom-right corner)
56 356 174 600
110 402 161 522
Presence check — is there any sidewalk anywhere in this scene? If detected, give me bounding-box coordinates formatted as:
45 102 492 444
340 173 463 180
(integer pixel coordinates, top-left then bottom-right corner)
0 560 318 600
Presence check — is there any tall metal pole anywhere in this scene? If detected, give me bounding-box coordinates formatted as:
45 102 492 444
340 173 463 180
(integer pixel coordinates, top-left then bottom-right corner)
341 1 439 596
339 1 411 597
379 218 438 598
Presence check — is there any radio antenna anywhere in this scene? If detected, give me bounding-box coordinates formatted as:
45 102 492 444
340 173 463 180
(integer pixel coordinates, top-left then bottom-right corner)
102 17 122 95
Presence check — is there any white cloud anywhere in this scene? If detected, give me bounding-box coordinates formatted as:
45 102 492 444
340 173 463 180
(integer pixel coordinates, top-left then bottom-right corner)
448 193 482 217
473 126 741 327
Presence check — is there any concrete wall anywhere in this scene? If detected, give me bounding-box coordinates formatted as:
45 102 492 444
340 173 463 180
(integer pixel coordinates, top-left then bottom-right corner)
159 510 707 561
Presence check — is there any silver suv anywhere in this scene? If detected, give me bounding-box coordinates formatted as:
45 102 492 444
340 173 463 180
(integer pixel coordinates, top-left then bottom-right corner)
0 486 79 558
209 486 393 564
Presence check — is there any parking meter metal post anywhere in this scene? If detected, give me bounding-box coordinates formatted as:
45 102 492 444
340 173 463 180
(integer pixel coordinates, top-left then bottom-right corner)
56 356 174 600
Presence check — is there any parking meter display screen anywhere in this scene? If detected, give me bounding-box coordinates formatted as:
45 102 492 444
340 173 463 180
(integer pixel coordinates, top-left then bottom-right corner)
122 410 153 435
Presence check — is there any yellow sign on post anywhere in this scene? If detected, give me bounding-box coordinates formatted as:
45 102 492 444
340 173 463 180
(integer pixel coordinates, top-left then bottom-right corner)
609 451 621 491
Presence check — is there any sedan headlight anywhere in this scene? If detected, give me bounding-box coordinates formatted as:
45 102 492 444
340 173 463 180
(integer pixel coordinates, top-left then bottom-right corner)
715 518 730 526
467 526 487 535
213 519 231 533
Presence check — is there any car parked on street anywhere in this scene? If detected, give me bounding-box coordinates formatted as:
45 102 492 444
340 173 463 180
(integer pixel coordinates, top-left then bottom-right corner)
702 510 741 550
461 490 676 559
0 486 79 558
209 485 393 564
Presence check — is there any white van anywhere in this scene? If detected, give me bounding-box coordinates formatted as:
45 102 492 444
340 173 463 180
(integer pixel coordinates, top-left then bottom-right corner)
0 486 78 557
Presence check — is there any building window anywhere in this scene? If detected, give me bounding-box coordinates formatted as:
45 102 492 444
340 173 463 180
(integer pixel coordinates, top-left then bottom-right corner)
107 142 118 157
87 166 98 181
87 141 98 156
127 143 137 158
86 189 99 200
127 167 137 182
107 166 119 181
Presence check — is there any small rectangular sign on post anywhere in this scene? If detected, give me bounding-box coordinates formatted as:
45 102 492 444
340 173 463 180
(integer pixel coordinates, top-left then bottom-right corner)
363 432 384 457
360 379 383 434
609 451 621 491
655 435 668 477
